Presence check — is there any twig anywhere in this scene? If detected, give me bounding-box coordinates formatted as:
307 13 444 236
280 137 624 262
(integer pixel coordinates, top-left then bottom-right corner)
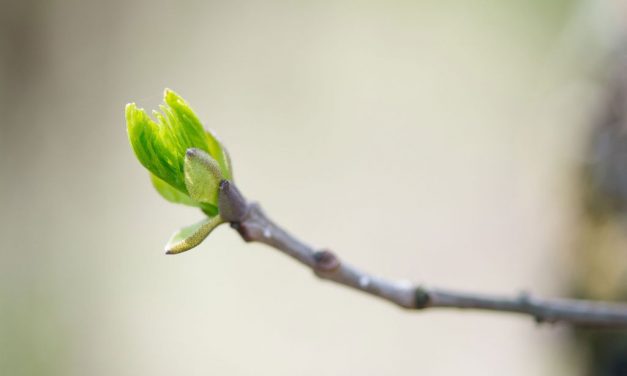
218 181 627 327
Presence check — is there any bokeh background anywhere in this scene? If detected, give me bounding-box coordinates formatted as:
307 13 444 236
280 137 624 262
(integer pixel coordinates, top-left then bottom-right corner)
1 0 626 375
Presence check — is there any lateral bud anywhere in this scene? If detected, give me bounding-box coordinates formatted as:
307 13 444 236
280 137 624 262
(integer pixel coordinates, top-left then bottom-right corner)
313 249 340 272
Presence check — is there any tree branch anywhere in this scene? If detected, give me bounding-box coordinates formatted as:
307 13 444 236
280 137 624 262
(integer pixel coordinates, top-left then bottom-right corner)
219 181 627 327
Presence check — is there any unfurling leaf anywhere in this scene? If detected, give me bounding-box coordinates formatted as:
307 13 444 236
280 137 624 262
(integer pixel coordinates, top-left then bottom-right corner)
150 174 198 207
165 216 225 254
126 90 210 195
206 129 233 181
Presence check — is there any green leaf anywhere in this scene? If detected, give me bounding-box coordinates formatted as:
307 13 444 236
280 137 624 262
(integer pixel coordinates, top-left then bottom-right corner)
126 89 211 195
150 174 198 207
151 173 219 215
206 129 233 180
222 141 234 181
165 216 224 254
184 148 223 205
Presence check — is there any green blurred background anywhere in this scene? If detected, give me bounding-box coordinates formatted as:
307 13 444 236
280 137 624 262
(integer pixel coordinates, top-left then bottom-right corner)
1 0 624 374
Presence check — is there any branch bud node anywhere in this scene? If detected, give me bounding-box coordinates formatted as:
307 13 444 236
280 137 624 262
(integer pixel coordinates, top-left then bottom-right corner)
313 249 340 272
415 288 430 309
231 222 254 242
219 180 249 222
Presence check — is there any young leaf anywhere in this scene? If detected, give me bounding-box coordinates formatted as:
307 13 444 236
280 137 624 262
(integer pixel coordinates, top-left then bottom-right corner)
165 216 225 254
150 174 198 207
126 89 211 195
206 129 233 180
152 172 220 215
184 148 223 205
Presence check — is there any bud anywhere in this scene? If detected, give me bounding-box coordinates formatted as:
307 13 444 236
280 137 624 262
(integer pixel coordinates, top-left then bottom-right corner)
165 216 224 254
126 89 234 253
184 148 223 205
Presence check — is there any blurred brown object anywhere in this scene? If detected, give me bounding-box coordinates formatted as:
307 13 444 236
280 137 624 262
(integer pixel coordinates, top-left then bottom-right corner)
587 47 627 218
576 45 627 376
